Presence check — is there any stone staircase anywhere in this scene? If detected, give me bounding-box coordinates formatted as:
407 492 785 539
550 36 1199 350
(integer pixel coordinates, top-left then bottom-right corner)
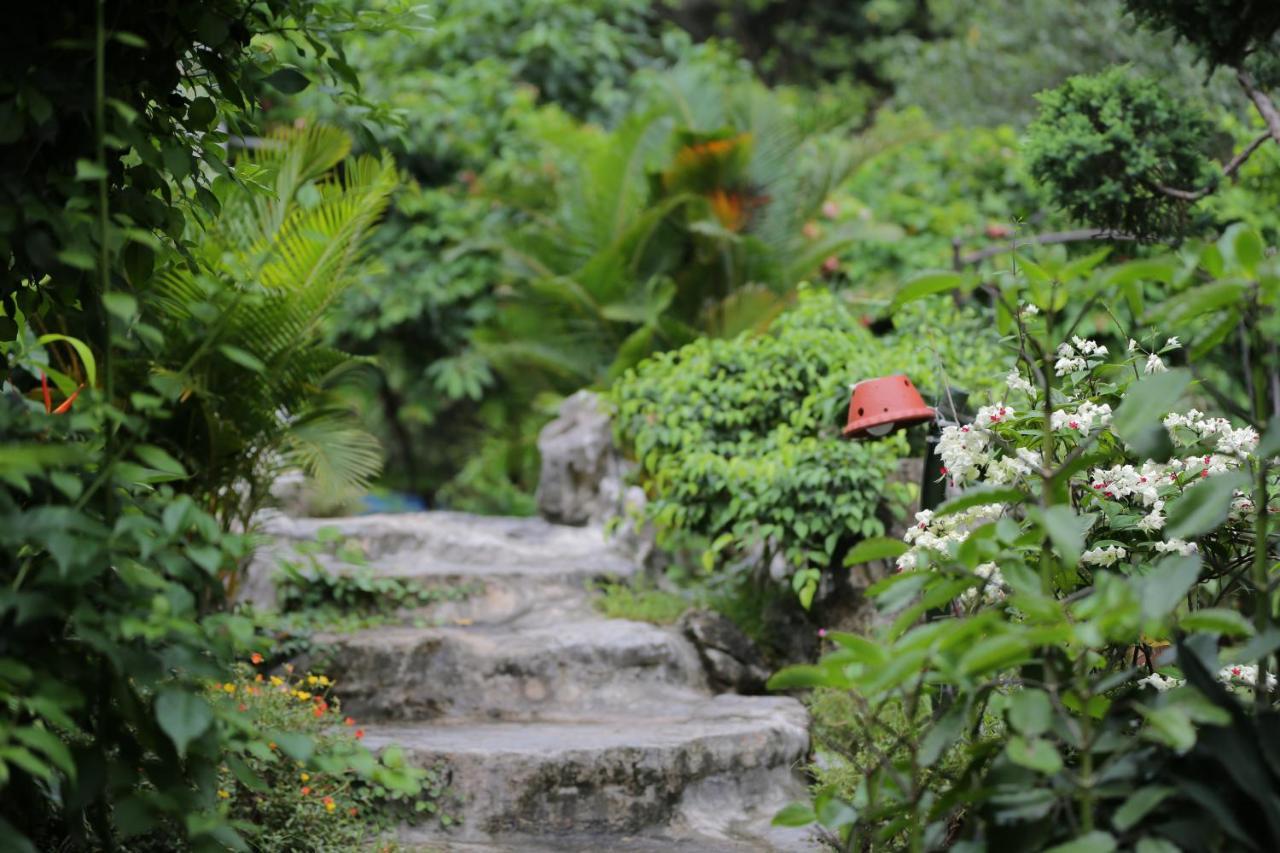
250 512 815 851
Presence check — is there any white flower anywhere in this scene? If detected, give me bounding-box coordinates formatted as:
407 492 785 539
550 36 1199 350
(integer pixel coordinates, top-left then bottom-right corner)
1021 303 1040 316
1138 672 1181 692
1081 545 1127 567
1006 368 1035 396
1218 664 1279 691
1128 339 1139 353
1052 402 1113 432
1164 337 1181 350
1138 501 1166 533
1154 538 1198 556
1055 356 1088 376
1144 353 1167 374
897 504 1007 571
1072 336 1107 356
959 562 1007 606
936 423 993 487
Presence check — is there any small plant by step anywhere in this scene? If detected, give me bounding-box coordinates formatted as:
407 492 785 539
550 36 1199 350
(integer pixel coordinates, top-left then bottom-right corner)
591 578 691 625
210 658 457 852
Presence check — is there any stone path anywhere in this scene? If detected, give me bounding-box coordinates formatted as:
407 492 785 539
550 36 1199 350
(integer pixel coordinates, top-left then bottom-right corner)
250 512 815 851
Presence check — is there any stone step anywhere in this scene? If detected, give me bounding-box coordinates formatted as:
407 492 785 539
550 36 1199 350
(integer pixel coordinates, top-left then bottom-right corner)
315 618 709 721
242 511 636 610
364 695 811 846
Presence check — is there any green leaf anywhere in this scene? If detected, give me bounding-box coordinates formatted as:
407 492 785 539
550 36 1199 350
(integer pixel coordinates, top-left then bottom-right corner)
1257 416 1280 459
74 159 108 181
767 664 838 690
1006 735 1063 774
772 801 817 828
1112 369 1190 447
1114 786 1174 832
1138 704 1196 753
960 634 1033 676
218 345 267 373
1007 689 1052 737
103 292 138 321
1135 840 1180 853
263 67 310 94
155 689 212 758
891 270 972 309
936 486 1025 517
134 445 187 478
1179 608 1254 637
1137 555 1201 623
12 727 75 778
37 334 97 386
843 537 907 566
1035 505 1094 567
1044 831 1117 853
1164 471 1250 539
269 732 314 762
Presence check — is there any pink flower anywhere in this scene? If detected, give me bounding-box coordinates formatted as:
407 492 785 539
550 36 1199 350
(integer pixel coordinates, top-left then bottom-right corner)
821 200 839 219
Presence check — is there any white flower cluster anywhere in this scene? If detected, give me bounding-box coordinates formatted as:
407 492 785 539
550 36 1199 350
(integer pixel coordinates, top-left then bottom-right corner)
1153 538 1198 556
987 447 1043 485
1050 401 1113 432
1080 544 1126 567
1138 663 1278 693
1006 368 1036 396
1054 338 1107 376
1144 353 1167 374
959 561 1007 606
898 503 1007 571
1163 410 1259 457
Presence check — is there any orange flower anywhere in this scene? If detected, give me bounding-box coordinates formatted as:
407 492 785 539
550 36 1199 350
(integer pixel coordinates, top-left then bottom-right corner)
250 653 263 665
313 707 324 718
237 703 247 712
348 807 358 817
301 785 311 796
354 729 364 740
322 796 335 813
344 717 355 726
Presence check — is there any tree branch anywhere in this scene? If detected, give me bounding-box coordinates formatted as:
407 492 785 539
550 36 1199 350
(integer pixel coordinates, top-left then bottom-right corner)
958 228 1137 266
1155 132 1272 201
1239 70 1280 146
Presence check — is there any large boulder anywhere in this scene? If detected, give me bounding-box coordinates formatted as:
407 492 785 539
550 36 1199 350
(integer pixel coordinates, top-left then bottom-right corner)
535 390 637 527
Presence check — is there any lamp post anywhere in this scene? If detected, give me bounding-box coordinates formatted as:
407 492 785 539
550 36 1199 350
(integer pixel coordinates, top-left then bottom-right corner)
843 374 967 513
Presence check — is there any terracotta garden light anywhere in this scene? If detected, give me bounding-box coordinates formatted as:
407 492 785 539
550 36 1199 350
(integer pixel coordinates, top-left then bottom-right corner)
843 374 935 440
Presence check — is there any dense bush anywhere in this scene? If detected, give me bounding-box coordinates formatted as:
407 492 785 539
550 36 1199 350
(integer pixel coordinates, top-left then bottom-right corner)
1025 69 1216 240
612 288 1005 606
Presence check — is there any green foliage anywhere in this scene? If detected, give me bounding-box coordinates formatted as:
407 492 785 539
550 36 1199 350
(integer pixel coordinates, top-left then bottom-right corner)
1125 0 1280 82
612 288 1005 605
1025 68 1216 239
591 579 690 625
884 0 1241 127
142 125 396 528
211 663 449 851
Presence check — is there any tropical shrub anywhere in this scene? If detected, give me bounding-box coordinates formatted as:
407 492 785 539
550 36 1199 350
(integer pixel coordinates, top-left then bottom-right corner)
143 125 396 531
612 287 1005 607
770 231 1279 849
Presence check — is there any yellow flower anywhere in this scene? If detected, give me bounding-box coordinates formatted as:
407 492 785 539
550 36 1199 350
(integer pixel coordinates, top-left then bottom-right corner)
300 772 310 782
307 675 319 686
296 690 311 701
318 675 331 687
222 684 236 694
270 676 284 687
217 789 231 799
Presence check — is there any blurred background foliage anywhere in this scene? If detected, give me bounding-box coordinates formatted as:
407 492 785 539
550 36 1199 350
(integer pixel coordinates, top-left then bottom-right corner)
264 0 1274 514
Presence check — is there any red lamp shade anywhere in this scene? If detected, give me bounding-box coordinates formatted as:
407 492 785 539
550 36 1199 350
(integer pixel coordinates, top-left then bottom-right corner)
843 374 935 439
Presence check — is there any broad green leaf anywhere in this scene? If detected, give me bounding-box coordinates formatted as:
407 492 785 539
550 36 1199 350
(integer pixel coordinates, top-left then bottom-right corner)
960 634 1033 676
1135 840 1180 853
1035 505 1094 567
74 159 108 181
772 802 817 827
919 704 967 768
1179 608 1254 637
269 732 314 762
1138 704 1196 753
134 445 187 478
1007 689 1052 737
1006 735 1062 774
1111 370 1190 447
1137 555 1202 623
815 793 858 830
1258 416 1280 459
155 689 212 758
263 67 310 94
843 537 907 565
1164 471 1250 539
1113 786 1174 832
936 486 1025 517
12 726 75 778
1045 831 1117 853
767 665 837 690
891 270 972 309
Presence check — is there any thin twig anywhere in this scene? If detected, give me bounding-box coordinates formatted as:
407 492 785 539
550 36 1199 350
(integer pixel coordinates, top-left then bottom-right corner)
1239 70 1280 146
1155 132 1272 200
959 229 1137 266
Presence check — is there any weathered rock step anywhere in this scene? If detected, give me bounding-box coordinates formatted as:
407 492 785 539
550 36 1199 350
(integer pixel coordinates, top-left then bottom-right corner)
317 618 708 721
243 512 635 611
364 695 810 844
